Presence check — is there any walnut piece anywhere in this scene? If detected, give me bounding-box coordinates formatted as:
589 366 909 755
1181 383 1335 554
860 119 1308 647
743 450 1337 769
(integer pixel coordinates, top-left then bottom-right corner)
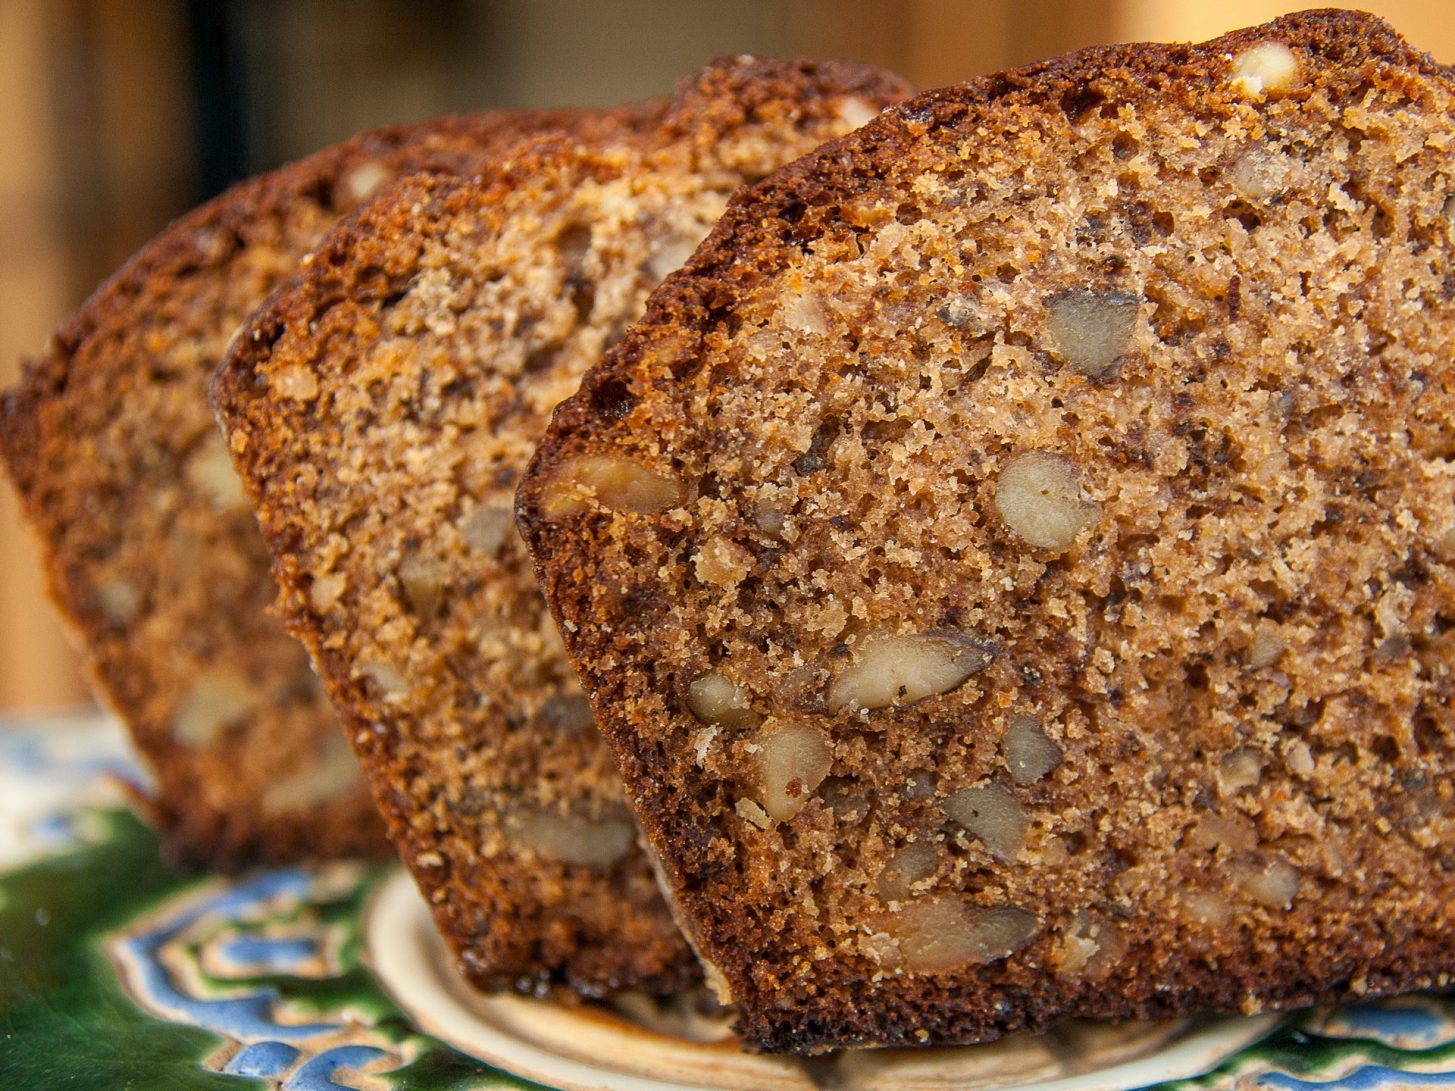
749 721 832 822
310 571 347 613
461 505 514 559
1188 812 1257 854
538 455 684 519
1228 42 1300 97
646 232 703 281
262 731 362 812
693 536 753 588
735 797 772 830
1285 739 1315 777
172 670 260 746
1231 146 1296 201
835 95 879 130
782 291 832 336
186 431 249 509
1002 713 1063 785
539 690 594 736
1218 748 1265 795
1183 890 1233 927
343 160 390 203
95 579 141 624
884 897 1038 974
687 670 763 730
827 628 994 713
1046 290 1138 378
995 452 1099 550
357 658 408 700
942 783 1029 862
398 552 445 617
1246 622 1286 669
509 810 635 869
1056 912 1126 978
1235 856 1301 909
876 842 939 902
271 365 319 401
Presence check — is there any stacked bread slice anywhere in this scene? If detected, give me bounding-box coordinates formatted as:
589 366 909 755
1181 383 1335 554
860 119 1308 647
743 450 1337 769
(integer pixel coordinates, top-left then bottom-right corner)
211 58 910 996
13 5 1455 1056
0 107 653 867
518 10 1455 1049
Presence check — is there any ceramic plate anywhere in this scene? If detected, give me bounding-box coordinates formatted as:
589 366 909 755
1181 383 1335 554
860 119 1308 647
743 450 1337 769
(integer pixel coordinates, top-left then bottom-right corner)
4 712 1455 1090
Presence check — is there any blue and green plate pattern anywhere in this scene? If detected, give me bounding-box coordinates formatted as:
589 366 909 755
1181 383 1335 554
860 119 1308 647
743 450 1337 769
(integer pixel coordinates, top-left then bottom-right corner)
2 714 1454 1091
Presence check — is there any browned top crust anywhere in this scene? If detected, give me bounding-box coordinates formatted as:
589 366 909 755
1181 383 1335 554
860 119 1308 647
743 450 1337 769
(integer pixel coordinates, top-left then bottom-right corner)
0 104 646 868
213 57 912 997
520 11 1455 1050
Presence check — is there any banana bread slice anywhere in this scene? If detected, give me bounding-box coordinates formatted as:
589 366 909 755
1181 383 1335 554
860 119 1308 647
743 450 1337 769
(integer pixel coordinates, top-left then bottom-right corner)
519 11 1455 1050
0 107 654 868
213 58 911 998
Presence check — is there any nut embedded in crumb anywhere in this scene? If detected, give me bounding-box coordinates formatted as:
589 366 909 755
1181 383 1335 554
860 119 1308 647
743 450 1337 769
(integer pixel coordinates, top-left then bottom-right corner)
735 797 772 830
538 454 685 518
508 809 636 869
826 628 994 713
1246 622 1286 669
1045 290 1139 378
356 658 408 699
694 536 754 588
1434 524 1455 562
262 731 362 812
835 95 880 130
1183 890 1234 927
1231 146 1298 202
461 505 515 559
995 452 1099 550
172 670 261 746
1002 713 1063 784
1228 42 1300 97
343 160 390 203
270 365 319 401
1218 748 1265 795
647 232 706 281
882 897 1038 974
1234 856 1301 909
186 431 249 509
686 670 763 730
309 571 348 613
538 690 595 736
1285 739 1315 777
398 552 446 617
942 783 1029 861
748 721 832 822
876 842 939 903
95 579 141 624
1056 912 1126 978
1188 811 1257 854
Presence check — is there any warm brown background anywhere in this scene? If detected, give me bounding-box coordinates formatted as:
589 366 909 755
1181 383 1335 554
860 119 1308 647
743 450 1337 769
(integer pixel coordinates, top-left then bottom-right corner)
3 0 1452 711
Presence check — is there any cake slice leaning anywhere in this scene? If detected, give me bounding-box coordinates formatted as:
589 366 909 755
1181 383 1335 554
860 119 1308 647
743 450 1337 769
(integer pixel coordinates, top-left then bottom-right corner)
0 106 651 868
213 58 911 997
519 10 1455 1049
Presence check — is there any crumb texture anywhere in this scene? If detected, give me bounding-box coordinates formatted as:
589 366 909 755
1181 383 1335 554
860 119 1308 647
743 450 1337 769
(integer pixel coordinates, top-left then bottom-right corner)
214 57 911 996
0 107 626 867
520 12 1455 1050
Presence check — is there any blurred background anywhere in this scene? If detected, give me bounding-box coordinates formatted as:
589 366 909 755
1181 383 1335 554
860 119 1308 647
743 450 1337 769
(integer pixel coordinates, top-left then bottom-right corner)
2 0 1452 712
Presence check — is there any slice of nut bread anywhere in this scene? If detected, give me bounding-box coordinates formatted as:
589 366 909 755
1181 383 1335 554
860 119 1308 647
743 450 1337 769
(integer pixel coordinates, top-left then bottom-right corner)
213 58 911 998
0 108 646 868
519 11 1455 1050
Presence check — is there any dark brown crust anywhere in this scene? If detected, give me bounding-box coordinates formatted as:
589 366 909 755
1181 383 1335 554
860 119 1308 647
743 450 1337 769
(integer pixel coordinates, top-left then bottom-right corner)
519 12 1455 1051
214 57 912 996
0 106 637 869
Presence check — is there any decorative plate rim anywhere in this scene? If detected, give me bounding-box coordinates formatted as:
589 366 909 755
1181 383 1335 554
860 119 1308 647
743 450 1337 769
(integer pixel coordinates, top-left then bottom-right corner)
363 869 1284 1091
